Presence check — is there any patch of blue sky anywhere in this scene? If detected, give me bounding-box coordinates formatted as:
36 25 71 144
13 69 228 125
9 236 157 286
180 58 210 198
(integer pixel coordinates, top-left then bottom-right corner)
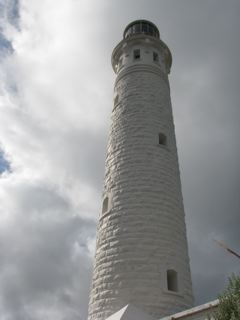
0 33 18 93
0 0 20 29
0 0 19 59
0 150 10 174
0 32 13 55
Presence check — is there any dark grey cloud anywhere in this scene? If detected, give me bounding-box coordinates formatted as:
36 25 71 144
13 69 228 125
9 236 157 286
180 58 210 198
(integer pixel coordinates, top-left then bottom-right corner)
164 0 240 304
170 1 240 305
0 181 95 320
193 273 228 305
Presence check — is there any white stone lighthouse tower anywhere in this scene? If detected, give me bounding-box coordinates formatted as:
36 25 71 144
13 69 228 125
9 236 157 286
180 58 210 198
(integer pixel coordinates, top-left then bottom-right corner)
88 20 194 320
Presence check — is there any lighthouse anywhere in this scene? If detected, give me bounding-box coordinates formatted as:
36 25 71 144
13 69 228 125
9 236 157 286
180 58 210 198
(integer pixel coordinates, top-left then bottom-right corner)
88 20 194 320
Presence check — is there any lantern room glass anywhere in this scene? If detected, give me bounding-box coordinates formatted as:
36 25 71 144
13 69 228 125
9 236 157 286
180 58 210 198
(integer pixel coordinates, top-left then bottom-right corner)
123 20 160 39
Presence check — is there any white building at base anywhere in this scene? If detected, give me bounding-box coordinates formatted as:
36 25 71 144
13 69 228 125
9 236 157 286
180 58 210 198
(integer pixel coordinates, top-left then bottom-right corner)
105 301 219 320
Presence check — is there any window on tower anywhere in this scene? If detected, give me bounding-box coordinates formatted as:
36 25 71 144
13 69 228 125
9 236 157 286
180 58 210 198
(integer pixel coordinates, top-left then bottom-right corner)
153 52 159 62
133 49 140 60
102 196 109 214
159 133 167 146
167 269 178 292
114 94 119 106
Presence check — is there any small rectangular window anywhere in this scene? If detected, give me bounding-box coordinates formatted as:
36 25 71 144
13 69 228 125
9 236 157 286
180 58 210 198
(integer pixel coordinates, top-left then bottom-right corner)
102 196 109 214
114 95 119 106
159 133 167 146
167 269 178 292
153 52 159 62
133 49 140 60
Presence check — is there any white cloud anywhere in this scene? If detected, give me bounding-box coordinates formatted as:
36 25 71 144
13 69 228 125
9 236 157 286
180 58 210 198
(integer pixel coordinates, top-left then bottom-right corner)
0 0 113 318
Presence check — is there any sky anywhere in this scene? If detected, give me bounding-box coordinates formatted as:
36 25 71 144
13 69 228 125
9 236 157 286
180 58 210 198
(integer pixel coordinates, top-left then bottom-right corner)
0 0 239 319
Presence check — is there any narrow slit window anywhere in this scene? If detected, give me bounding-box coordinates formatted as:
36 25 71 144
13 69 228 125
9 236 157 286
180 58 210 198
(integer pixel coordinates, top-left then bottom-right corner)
133 49 140 60
159 133 167 146
153 52 159 62
114 95 119 106
102 197 109 214
167 269 178 292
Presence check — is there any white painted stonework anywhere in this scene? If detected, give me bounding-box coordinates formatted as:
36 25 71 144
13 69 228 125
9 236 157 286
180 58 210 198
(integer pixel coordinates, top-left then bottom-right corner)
88 21 194 320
